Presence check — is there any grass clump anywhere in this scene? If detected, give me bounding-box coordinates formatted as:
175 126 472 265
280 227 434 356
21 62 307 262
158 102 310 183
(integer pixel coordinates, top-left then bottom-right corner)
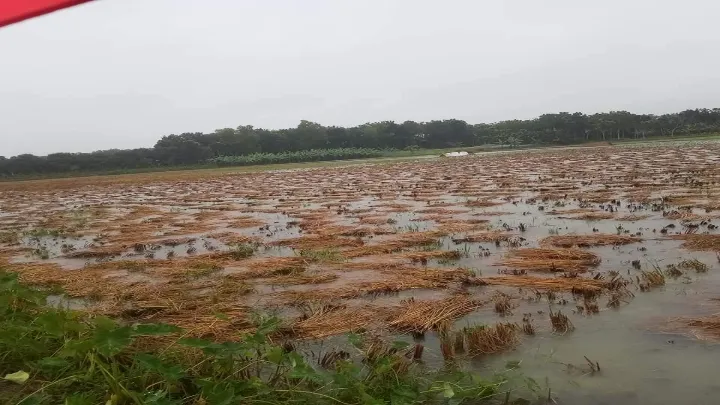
0 269 517 405
678 258 709 273
639 268 666 291
460 323 520 355
299 248 344 262
550 310 574 333
229 243 256 260
665 264 683 278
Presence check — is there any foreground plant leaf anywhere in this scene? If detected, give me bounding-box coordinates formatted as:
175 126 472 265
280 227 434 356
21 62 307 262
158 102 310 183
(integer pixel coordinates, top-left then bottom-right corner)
443 382 455 398
92 325 133 356
3 370 30 384
134 353 185 380
133 323 182 336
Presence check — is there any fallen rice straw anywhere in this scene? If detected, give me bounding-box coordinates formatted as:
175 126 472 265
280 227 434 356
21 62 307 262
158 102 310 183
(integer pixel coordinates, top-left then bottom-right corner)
671 234 720 251
484 275 606 293
540 234 642 248
389 295 484 333
462 323 520 355
495 248 601 272
292 305 394 339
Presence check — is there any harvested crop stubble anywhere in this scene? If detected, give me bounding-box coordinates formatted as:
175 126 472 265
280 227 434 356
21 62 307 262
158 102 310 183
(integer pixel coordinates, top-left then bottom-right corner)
151 236 197 246
461 323 520 355
540 234 642 248
298 220 337 232
562 212 616 221
205 232 258 245
14 263 131 298
496 248 601 272
322 225 378 237
677 258 709 273
272 235 363 250
437 222 490 233
435 218 490 227
386 230 447 246
165 220 219 235
473 211 514 216
238 257 307 278
451 231 515 243
550 310 574 333
639 269 665 289
547 208 599 215
378 266 475 284
671 234 720 251
292 305 394 339
413 214 452 222
148 303 253 340
341 244 404 258
274 277 443 304
664 211 710 221
389 295 484 333
375 202 414 212
464 199 501 208
269 272 339 285
617 214 652 221
358 216 393 225
396 250 462 263
416 207 468 215
484 275 607 293
335 261 406 271
343 234 449 259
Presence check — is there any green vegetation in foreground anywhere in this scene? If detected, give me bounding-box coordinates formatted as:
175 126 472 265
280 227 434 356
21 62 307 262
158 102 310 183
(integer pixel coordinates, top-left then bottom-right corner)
0 270 541 405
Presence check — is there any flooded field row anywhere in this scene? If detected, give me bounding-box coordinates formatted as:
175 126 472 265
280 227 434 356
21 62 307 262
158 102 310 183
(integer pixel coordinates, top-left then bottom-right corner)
2 141 720 404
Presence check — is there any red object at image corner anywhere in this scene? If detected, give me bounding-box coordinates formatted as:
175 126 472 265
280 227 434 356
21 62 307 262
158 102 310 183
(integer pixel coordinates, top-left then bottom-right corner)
0 0 92 28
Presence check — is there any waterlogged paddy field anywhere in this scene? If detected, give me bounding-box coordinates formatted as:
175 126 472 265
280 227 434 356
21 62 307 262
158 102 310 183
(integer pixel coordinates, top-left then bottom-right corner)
3 141 720 404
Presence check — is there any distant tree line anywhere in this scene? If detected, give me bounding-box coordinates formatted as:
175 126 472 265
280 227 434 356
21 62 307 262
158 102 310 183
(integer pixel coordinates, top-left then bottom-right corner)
2 108 720 177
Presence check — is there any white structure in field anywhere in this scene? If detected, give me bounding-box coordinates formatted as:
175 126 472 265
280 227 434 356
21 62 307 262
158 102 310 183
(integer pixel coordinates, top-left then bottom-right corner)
443 151 469 157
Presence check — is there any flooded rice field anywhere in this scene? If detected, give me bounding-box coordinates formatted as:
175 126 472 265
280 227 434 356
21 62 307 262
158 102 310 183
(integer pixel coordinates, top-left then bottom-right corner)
2 141 720 404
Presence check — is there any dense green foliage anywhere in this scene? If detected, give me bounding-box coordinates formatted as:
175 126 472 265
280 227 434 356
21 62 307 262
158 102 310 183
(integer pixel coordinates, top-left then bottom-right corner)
0 270 525 405
210 148 382 166
3 108 720 177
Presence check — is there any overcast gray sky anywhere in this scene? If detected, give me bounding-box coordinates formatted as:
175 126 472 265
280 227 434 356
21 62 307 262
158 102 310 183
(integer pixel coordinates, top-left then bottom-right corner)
2 0 720 156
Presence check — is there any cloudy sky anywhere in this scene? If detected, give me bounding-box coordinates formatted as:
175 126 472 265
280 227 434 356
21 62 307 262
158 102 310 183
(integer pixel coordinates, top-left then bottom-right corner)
2 0 720 156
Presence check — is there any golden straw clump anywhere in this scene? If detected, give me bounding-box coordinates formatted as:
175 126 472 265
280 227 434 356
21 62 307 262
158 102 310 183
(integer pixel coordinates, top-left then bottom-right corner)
484 275 606 294
495 248 601 272
460 323 520 355
292 305 395 339
389 295 485 333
